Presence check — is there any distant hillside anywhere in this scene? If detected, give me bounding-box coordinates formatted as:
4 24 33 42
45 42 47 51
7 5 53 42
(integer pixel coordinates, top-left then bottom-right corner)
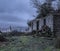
0 24 28 32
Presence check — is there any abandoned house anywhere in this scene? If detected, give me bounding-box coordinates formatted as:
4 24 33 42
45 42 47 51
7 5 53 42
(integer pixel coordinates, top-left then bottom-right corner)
27 10 60 37
27 0 60 49
27 0 60 37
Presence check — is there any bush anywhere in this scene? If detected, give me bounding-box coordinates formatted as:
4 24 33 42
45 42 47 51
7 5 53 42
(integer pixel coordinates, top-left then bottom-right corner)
0 35 8 42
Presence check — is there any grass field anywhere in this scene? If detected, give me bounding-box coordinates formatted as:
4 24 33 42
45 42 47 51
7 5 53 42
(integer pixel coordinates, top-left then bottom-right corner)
0 36 60 51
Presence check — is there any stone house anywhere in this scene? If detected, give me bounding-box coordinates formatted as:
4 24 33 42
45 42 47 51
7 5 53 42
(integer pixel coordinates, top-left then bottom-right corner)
27 0 60 48
28 10 60 48
28 10 60 37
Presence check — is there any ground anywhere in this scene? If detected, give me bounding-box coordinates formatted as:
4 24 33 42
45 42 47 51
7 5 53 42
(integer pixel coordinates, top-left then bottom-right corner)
0 36 60 51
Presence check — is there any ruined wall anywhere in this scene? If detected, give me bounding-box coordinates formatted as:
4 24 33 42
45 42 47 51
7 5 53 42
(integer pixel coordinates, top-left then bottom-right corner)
30 15 53 32
53 15 60 37
29 14 54 32
53 14 60 48
33 21 37 30
39 19 44 30
32 19 44 31
39 14 53 31
46 14 53 32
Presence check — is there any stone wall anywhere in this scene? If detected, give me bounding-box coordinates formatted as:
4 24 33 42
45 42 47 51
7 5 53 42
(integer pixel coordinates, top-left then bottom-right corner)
33 21 37 30
29 14 54 32
53 14 60 48
53 15 60 37
46 14 53 32
39 19 44 30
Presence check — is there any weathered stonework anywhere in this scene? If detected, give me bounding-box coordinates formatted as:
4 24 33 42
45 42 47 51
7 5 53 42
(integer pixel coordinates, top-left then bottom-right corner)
27 10 60 48
28 14 54 32
52 11 60 48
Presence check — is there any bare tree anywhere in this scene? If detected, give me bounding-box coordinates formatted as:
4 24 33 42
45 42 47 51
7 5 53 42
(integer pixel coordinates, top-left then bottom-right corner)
30 0 55 17
31 0 41 10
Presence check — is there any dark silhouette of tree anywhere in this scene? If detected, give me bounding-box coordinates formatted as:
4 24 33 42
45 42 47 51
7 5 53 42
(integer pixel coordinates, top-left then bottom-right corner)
31 0 55 17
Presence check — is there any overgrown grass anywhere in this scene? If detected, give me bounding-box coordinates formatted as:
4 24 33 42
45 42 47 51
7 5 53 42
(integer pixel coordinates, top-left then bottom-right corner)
0 36 60 51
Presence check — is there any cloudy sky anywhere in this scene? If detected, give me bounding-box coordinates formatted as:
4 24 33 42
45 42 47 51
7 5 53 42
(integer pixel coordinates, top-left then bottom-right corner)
0 0 37 27
0 0 59 27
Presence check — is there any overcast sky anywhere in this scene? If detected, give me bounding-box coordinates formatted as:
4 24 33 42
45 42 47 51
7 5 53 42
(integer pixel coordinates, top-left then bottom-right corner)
0 0 37 27
0 0 59 27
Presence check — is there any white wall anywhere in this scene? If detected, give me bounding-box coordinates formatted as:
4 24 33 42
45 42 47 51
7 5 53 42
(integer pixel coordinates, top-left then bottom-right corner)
30 19 44 31
29 14 53 32
28 27 32 32
46 14 53 31
39 19 44 30
33 21 37 30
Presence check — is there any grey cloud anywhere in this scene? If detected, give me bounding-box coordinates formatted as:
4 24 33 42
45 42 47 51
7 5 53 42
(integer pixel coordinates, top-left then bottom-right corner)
0 0 36 27
0 15 24 22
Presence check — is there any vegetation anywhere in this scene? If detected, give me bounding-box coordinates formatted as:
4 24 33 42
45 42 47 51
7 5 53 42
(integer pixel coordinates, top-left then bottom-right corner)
0 36 59 51
31 0 54 17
